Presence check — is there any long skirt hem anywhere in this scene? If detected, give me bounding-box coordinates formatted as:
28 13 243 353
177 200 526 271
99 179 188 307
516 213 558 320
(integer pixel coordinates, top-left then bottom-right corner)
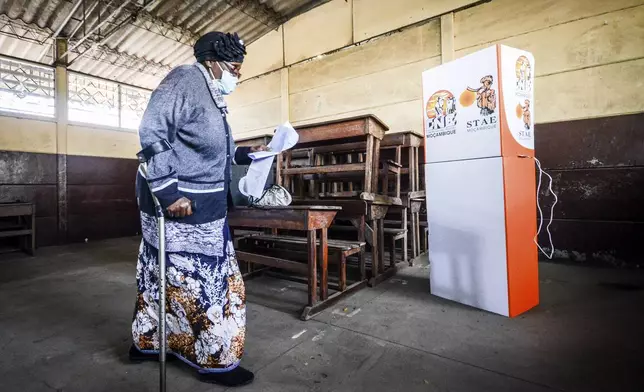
134 344 241 374
131 216 246 373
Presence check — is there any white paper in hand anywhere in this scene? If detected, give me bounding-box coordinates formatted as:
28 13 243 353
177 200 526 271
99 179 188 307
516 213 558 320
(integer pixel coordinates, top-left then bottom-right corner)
247 122 299 160
239 122 299 198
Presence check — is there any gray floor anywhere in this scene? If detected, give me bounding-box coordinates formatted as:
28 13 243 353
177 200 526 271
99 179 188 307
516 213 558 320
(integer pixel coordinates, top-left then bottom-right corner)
1 237 643 392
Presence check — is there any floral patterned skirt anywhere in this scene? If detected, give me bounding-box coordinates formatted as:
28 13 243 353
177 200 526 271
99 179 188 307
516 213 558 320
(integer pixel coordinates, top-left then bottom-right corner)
131 217 246 373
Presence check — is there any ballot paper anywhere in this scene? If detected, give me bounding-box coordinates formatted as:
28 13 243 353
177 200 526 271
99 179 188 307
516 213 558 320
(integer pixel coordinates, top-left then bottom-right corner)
238 122 299 198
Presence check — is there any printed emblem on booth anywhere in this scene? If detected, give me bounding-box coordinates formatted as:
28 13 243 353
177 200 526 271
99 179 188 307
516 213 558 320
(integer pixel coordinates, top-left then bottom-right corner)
460 75 499 133
500 46 535 151
515 56 533 94
514 55 533 137
425 89 457 138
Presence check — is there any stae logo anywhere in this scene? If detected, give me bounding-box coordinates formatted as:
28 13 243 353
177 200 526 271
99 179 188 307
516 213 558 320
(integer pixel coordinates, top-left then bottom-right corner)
520 99 531 130
514 99 532 139
425 90 457 138
515 56 532 94
461 75 497 116
461 75 499 133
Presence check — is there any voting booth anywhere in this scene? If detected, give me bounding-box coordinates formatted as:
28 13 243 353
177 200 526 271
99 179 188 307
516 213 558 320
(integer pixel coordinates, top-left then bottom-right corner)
421 45 539 317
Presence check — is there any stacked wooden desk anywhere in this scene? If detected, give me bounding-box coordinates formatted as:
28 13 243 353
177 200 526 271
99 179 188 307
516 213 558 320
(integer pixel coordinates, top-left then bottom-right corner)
279 115 402 286
228 116 417 320
380 131 426 262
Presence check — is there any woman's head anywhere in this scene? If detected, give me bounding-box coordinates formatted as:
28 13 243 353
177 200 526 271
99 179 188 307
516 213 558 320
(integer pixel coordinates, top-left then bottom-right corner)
194 31 246 74
194 31 246 94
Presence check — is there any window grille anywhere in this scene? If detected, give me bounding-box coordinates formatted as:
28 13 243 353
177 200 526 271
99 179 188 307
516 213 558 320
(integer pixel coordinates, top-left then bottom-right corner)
0 56 153 130
120 85 151 130
68 72 119 127
0 57 55 117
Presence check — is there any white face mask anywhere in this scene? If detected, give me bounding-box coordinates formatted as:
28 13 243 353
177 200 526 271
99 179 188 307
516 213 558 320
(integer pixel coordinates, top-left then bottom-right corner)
215 62 238 95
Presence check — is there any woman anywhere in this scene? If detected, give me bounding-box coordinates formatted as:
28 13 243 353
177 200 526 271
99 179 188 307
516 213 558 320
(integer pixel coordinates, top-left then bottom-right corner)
128 31 265 387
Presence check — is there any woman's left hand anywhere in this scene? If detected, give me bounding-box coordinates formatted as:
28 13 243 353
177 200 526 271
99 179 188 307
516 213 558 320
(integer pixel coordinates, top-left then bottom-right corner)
250 145 270 152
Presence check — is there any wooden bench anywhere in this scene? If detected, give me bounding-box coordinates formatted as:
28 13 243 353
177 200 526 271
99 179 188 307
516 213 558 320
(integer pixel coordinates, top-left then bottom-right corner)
0 203 36 256
329 224 407 266
239 234 365 292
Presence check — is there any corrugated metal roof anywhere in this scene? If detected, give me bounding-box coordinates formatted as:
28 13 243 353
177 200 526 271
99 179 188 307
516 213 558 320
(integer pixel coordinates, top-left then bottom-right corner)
0 0 328 89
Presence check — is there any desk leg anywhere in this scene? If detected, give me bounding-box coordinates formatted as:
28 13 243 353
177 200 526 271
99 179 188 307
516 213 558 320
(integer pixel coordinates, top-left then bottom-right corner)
358 216 366 281
347 154 354 193
339 254 347 292
276 153 283 186
320 155 326 196
408 146 415 192
378 219 385 273
310 153 318 198
364 136 374 194
372 138 381 193
424 227 428 253
390 236 396 268
402 208 409 265
416 212 421 256
410 211 418 259
395 146 402 198
297 175 305 197
307 230 318 306
382 163 389 196
370 219 379 278
30 211 36 256
285 151 293 192
320 228 329 300
413 147 425 191
330 155 338 194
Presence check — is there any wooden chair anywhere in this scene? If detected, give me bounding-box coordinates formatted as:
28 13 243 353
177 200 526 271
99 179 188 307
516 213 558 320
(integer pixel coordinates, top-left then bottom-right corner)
383 227 407 266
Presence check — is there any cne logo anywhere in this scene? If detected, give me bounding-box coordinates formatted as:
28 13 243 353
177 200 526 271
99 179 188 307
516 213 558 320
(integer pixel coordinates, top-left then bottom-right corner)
425 90 457 138
515 56 532 95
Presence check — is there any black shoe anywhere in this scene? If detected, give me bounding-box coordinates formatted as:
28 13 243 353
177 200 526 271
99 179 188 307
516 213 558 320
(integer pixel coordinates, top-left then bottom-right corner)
128 344 175 363
198 366 255 387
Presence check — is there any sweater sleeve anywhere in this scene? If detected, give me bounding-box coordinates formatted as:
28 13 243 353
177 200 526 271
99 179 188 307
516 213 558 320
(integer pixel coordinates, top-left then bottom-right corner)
138 69 192 209
233 146 252 165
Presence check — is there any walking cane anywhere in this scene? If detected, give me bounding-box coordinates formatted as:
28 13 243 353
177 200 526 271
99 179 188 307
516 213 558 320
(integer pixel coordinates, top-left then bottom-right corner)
137 161 169 392
137 159 196 392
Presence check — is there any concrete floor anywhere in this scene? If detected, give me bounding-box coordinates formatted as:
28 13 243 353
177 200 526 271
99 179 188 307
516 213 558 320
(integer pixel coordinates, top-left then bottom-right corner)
1 237 643 392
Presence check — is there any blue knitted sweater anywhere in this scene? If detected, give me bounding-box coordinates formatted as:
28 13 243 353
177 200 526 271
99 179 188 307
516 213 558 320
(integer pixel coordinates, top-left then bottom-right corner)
135 62 252 224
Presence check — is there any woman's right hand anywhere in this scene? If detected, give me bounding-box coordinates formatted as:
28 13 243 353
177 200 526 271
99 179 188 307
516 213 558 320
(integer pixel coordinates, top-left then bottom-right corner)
167 197 193 218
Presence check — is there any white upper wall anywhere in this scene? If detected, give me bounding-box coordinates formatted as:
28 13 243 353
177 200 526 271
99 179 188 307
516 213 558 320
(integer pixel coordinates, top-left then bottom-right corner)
241 0 480 80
